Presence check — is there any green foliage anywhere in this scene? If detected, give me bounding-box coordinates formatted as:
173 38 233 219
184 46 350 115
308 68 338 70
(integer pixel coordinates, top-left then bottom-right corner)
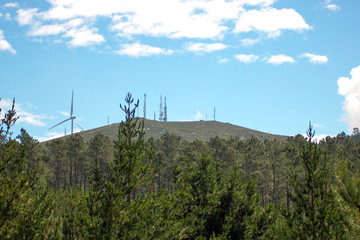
46 138 66 189
6 95 360 239
0 98 53 239
65 134 87 189
336 159 360 236
112 92 155 201
88 132 113 176
283 123 347 239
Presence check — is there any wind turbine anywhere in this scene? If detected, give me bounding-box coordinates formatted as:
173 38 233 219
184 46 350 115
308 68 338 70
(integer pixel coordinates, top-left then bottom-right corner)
49 90 84 135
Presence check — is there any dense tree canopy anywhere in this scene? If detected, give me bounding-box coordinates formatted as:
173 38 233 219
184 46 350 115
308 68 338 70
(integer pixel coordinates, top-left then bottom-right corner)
1 96 360 239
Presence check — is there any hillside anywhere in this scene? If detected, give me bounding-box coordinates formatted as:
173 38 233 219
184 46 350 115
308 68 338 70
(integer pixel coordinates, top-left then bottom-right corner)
44 118 288 143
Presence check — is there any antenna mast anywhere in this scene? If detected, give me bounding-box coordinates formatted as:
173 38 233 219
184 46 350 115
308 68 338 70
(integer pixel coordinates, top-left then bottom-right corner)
213 106 216 121
164 96 167 122
159 94 164 121
143 93 147 119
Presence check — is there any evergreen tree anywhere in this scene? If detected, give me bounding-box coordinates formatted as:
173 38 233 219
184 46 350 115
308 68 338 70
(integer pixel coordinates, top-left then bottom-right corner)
336 160 360 237
0 98 53 239
46 138 66 189
112 92 154 201
283 123 347 239
65 134 87 189
88 132 113 177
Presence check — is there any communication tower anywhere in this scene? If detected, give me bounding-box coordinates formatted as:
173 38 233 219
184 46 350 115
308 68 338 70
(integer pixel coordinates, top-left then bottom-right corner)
164 96 168 122
143 94 146 119
159 94 164 121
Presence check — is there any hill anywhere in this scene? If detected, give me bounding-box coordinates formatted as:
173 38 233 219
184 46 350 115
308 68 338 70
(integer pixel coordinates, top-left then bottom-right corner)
43 118 288 143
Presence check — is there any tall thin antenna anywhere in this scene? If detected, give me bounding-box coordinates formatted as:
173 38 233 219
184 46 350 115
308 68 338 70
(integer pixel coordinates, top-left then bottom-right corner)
213 106 216 121
159 94 164 121
143 93 147 119
108 116 109 125
154 112 156 121
164 96 167 122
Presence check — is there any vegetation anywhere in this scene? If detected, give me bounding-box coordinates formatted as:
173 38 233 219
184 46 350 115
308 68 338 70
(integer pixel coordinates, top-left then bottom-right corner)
1 95 360 239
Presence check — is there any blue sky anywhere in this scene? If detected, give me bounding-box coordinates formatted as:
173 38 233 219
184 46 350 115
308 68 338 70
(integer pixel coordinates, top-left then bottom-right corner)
0 0 359 142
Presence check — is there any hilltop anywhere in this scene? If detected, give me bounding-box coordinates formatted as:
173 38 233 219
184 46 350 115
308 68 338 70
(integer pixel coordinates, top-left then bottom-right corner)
44 118 287 143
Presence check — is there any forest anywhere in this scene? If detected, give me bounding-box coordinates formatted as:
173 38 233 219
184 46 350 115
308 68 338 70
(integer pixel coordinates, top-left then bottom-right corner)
1 93 360 239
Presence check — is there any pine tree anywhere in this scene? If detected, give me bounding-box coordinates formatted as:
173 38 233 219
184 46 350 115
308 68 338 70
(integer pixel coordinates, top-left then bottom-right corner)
283 123 347 239
88 133 113 177
46 139 66 189
112 92 154 201
336 159 360 237
0 98 53 239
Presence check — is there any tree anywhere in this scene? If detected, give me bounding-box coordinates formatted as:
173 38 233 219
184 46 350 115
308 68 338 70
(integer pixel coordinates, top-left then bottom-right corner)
88 132 113 177
46 139 66 189
0 98 53 239
283 123 347 239
112 92 154 201
336 160 360 237
65 134 87 189
75 93 157 239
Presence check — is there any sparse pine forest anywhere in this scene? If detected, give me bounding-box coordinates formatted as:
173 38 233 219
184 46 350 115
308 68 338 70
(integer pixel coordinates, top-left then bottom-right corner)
1 94 360 239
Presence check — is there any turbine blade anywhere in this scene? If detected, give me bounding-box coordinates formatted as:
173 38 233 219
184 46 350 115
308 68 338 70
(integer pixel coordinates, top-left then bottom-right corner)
74 120 84 131
70 90 74 117
48 118 70 130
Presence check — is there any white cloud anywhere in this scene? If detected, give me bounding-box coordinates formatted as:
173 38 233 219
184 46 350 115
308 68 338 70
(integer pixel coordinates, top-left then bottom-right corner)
29 18 85 36
63 26 105 47
30 24 67 36
4 13 11 21
0 99 12 113
0 30 16 54
185 42 227 53
3 2 19 8
195 111 205 121
323 0 340 12
60 111 69 117
115 43 174 57
13 0 310 52
301 53 328 64
240 38 261 46
266 54 295 65
218 57 229 64
301 133 333 143
313 123 324 128
16 8 38 26
337 65 360 131
234 7 311 37
0 99 47 127
17 111 46 127
326 4 340 12
34 131 64 142
234 54 259 64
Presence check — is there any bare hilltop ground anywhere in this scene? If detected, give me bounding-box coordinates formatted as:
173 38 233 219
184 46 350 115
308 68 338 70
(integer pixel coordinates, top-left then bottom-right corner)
43 118 287 143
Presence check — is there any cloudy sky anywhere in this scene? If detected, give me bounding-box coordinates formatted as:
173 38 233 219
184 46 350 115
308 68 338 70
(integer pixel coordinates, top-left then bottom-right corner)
0 0 359 141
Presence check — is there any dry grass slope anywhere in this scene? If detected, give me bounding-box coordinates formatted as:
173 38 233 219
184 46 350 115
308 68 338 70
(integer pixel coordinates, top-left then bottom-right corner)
43 118 287 143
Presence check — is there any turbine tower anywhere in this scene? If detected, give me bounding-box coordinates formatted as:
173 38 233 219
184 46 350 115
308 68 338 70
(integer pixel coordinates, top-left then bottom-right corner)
49 90 84 135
